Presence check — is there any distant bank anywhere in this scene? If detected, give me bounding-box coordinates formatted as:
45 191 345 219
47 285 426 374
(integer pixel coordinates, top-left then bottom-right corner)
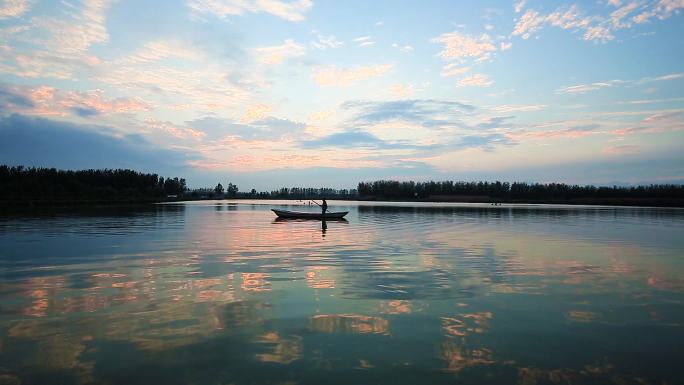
2 165 683 207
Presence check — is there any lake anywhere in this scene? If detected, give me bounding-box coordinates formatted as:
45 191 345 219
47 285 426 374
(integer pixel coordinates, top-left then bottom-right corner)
1 200 683 385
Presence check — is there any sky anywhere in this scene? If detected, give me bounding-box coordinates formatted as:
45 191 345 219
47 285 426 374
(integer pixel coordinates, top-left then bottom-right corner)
0 0 683 190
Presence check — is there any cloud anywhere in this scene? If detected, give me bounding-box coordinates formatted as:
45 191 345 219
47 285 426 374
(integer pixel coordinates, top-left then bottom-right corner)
0 0 112 79
241 104 273 122
457 74 494 87
391 43 414 52
0 85 34 110
514 0 527 13
255 39 306 65
513 1 684 44
36 0 112 55
115 40 205 66
508 123 606 141
583 25 614 42
188 0 313 22
353 36 375 47
609 2 642 28
312 64 392 87
603 144 640 154
491 104 546 113
431 31 496 61
0 114 195 171
632 0 684 24
254 0 313 21
642 109 684 123
0 0 31 19
341 99 475 129
97 52 252 113
505 108 684 143
476 116 515 129
453 133 510 150
556 80 624 94
639 72 684 82
616 97 684 105
301 131 421 150
308 108 336 122
0 83 151 117
512 9 547 39
513 5 611 42
144 118 206 141
656 73 684 81
440 63 470 77
500 41 512 50
70 106 100 117
331 99 510 154
307 98 514 157
310 34 343 50
389 83 417 98
188 116 306 141
557 73 682 95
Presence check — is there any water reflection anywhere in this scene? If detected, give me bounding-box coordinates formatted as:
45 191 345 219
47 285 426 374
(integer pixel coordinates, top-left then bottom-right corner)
310 314 390 335
0 201 683 384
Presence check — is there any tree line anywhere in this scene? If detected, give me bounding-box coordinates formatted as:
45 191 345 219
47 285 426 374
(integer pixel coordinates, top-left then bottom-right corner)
357 180 684 203
2 165 683 206
261 187 357 199
187 186 357 199
0 165 186 202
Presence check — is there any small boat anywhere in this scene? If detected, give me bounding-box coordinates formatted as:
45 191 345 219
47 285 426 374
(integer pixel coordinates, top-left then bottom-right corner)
272 209 348 220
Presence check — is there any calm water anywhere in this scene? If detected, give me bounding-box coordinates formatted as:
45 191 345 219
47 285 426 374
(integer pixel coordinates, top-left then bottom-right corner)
1 200 683 385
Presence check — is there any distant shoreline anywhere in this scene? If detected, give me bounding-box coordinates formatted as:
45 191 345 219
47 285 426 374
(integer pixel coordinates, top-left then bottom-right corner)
3 166 683 208
210 196 684 208
3 195 683 208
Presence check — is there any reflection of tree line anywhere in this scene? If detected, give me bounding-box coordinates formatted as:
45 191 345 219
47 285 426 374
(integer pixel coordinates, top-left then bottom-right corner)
0 203 185 222
357 204 684 218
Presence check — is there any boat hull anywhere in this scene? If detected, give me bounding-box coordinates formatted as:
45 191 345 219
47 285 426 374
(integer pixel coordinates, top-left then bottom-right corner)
272 209 348 220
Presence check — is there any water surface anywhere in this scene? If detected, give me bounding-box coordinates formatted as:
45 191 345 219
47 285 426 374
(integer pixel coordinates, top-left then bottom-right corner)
1 200 683 384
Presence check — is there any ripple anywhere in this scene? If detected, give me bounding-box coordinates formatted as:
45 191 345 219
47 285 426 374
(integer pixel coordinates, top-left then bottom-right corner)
1 201 683 384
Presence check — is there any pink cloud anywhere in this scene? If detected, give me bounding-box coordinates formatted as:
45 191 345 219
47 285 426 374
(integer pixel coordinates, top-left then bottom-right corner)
312 64 392 87
0 0 31 19
457 74 494 87
2 84 151 117
144 118 206 141
602 144 640 154
431 31 496 61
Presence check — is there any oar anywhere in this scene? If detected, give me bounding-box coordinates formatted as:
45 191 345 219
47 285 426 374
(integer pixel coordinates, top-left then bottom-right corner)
310 200 329 213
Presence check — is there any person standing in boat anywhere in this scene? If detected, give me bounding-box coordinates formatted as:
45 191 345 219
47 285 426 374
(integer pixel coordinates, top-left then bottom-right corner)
321 199 328 215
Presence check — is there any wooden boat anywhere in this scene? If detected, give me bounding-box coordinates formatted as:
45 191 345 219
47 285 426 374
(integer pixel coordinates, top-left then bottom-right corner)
272 209 348 220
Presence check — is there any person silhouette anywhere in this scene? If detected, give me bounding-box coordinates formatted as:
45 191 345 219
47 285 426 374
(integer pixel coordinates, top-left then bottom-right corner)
321 199 328 215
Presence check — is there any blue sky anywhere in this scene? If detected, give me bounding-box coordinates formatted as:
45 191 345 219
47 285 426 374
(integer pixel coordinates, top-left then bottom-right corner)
0 0 683 189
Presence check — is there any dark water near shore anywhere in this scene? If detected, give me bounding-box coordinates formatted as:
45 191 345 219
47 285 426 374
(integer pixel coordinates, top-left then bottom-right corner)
1 200 683 385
